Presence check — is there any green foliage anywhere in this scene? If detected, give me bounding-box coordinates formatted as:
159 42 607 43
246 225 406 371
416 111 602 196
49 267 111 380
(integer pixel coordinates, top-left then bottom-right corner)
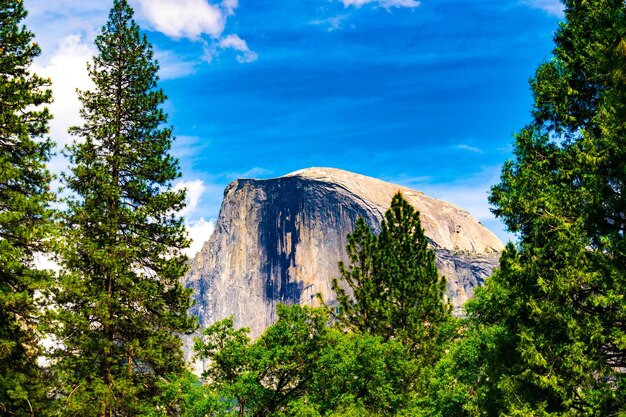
47 1 196 415
417 319 512 417
196 305 418 416
197 305 331 416
331 192 452 362
305 327 418 416
471 0 626 414
0 0 54 414
148 371 225 417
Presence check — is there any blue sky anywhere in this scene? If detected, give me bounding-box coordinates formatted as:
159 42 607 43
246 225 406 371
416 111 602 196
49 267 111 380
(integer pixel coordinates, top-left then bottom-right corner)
25 0 563 254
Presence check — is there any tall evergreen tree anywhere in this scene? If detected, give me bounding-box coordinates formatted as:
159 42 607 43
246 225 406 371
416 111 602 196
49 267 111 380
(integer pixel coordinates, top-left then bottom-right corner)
49 1 196 415
0 0 53 414
332 192 451 361
470 0 626 414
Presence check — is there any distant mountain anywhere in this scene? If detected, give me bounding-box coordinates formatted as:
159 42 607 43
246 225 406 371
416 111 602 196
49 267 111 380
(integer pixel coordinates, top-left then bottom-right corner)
182 168 503 362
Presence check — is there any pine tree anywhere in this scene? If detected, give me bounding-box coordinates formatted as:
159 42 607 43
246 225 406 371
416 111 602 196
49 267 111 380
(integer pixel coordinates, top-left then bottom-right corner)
49 1 196 415
470 0 626 414
0 0 54 414
332 192 451 361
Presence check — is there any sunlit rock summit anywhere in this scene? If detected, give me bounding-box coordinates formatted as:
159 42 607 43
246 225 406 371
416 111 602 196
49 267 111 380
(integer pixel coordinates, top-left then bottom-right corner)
182 167 504 343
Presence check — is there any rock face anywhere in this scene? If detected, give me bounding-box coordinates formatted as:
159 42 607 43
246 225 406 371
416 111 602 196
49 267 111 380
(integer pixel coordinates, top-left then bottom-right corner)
183 167 504 351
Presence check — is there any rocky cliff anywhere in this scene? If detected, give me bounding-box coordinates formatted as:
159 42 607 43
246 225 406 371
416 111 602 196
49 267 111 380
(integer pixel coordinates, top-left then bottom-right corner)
182 167 504 354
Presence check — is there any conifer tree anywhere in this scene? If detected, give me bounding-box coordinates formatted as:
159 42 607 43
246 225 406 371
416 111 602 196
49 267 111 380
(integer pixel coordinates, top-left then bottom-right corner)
49 1 196 415
471 0 626 414
332 192 451 361
0 0 53 414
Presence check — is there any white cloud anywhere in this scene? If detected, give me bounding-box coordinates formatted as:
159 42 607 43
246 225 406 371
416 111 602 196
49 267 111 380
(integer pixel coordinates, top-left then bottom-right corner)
27 0 247 74
219 34 247 51
221 0 238 15
218 34 258 63
24 0 108 54
519 0 564 17
454 144 484 154
33 35 95 149
134 0 226 40
172 180 217 257
133 1 255 64
185 218 216 257
32 33 95 183
341 0 421 9
174 179 207 218
34 252 60 272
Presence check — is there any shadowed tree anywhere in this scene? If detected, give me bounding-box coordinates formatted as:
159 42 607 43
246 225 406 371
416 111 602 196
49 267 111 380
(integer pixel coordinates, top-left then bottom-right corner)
0 0 54 415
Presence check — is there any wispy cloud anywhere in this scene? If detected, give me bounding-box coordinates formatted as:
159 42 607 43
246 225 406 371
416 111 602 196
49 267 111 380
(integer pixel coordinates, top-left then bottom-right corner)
454 144 484 154
154 49 197 80
519 0 564 17
218 34 258 63
310 15 349 32
340 0 421 9
172 136 211 164
228 167 273 179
